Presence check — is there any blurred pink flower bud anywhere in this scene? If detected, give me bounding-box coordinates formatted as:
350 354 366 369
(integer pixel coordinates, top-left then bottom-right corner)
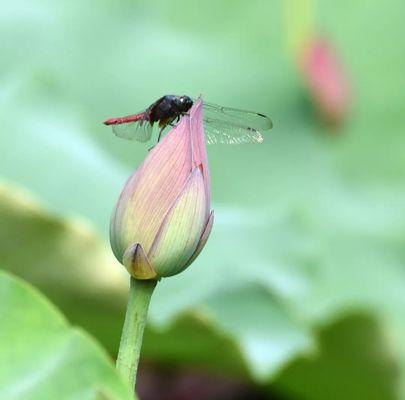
110 99 214 280
299 37 350 125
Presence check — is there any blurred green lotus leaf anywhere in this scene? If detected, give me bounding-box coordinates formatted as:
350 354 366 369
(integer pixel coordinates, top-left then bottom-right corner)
0 271 133 400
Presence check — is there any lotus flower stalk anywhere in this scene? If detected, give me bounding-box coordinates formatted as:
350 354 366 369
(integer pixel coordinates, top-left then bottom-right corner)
111 99 213 395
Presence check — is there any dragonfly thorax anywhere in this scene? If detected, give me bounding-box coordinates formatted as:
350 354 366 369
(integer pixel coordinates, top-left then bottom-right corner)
148 95 194 123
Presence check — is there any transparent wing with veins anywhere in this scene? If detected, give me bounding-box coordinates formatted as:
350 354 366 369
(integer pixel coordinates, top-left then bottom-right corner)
111 111 153 143
201 101 273 145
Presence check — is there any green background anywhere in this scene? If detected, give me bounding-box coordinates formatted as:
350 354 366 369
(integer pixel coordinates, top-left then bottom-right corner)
1 0 404 399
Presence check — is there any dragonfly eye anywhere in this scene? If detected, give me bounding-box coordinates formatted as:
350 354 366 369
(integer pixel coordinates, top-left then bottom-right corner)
179 96 193 112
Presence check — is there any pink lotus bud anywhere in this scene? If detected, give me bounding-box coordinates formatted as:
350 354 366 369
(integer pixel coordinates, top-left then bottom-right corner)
299 37 350 125
110 99 214 280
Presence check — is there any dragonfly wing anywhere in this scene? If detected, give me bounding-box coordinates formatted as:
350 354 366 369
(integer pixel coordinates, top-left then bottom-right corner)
203 118 264 145
112 120 153 143
202 102 273 130
201 101 272 145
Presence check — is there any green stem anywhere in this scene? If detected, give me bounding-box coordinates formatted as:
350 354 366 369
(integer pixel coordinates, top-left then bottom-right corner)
116 277 157 398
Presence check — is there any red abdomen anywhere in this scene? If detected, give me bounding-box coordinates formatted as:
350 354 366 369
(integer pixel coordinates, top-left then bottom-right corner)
103 113 145 125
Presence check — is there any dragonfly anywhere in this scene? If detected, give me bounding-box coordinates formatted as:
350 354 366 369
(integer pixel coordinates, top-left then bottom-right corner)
103 95 273 145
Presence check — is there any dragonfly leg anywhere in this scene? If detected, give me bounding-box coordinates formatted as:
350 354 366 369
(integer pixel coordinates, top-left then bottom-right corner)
151 116 180 148
157 127 165 142
157 117 179 142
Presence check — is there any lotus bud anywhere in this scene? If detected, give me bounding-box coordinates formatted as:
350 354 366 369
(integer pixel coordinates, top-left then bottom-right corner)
299 37 350 126
110 99 214 280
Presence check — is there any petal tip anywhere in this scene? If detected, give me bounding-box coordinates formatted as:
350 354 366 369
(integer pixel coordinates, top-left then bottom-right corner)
123 243 157 280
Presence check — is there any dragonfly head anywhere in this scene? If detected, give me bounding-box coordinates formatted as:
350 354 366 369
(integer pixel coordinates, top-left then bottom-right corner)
178 95 193 113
